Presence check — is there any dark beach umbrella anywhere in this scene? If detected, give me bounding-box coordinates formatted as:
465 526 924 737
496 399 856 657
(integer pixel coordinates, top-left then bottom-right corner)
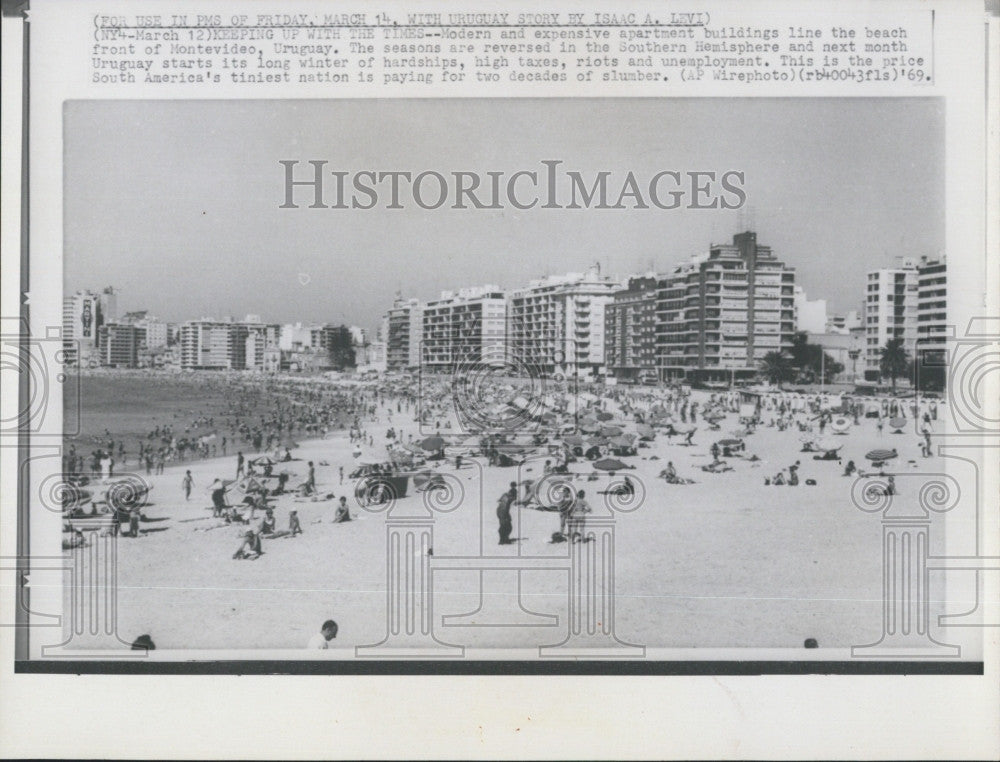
420 436 446 452
593 458 630 471
865 448 898 461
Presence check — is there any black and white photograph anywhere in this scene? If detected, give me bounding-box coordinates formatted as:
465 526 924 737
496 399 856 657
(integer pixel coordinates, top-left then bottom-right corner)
52 97 967 658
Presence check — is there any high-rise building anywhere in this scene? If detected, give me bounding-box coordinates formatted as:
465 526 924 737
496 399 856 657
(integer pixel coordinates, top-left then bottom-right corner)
605 276 658 381
120 310 168 349
61 286 118 365
421 286 507 370
656 232 796 381
99 323 145 368
384 297 423 371
916 255 947 381
179 319 278 370
180 320 235 370
793 286 828 334
279 322 314 352
864 260 919 376
827 310 862 335
507 266 621 377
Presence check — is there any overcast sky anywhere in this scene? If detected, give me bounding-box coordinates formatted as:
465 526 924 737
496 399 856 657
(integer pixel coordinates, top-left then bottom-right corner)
65 98 943 334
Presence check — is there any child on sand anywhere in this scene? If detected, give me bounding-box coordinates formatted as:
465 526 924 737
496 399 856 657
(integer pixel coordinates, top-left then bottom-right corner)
332 496 351 523
233 529 262 560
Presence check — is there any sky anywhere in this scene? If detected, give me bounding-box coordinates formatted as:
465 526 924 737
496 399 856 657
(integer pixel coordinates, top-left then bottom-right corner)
64 98 944 335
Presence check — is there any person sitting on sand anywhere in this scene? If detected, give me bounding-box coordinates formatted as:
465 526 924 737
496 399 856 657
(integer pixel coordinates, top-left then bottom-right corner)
332 496 351 523
683 429 696 446
660 461 678 482
772 470 786 486
233 529 262 560
127 507 141 538
260 508 277 536
843 460 857 477
288 510 302 536
788 463 800 486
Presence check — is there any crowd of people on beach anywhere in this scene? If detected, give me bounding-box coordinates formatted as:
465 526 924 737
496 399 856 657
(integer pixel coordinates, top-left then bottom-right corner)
64 369 945 653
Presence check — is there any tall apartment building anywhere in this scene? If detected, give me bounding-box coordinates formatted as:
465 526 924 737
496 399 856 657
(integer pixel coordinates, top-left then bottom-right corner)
384 296 423 371
98 323 145 368
605 276 658 380
62 286 118 365
916 255 947 376
793 286 828 334
421 286 507 370
507 266 621 377
656 232 795 381
179 318 279 370
864 260 919 376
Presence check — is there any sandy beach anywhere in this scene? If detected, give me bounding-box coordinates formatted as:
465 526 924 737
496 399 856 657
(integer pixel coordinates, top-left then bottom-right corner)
61 378 947 653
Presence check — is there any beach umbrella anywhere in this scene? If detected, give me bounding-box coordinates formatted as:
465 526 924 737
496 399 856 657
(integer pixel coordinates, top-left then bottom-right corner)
865 448 898 462
420 435 446 452
596 411 614 421
593 458 631 471
250 455 276 466
889 417 907 432
717 438 743 446
635 424 656 441
609 436 635 448
579 420 600 433
830 415 852 434
564 434 586 447
599 425 623 438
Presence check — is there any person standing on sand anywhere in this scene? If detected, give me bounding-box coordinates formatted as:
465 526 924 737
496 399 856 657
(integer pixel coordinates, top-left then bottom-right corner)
497 482 517 545
305 461 316 496
182 470 193 501
236 451 245 478
568 489 592 543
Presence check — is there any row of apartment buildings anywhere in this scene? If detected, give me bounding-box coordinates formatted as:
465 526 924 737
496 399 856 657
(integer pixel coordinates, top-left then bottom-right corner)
383 232 948 384
384 232 798 381
63 289 383 372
